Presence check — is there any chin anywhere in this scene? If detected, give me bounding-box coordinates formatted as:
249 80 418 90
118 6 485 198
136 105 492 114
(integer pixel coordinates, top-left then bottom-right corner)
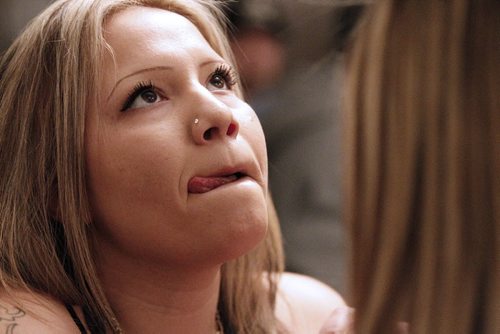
220 205 269 262
186 181 270 263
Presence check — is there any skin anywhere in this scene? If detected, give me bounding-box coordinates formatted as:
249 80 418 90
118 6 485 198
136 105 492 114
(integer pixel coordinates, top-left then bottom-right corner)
276 273 347 333
0 291 83 334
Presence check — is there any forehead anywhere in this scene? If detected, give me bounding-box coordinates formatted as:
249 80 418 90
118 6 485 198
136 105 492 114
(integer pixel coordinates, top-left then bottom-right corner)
103 6 219 71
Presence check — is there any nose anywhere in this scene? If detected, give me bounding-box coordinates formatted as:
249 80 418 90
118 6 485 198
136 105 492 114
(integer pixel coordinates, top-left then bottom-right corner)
190 91 240 145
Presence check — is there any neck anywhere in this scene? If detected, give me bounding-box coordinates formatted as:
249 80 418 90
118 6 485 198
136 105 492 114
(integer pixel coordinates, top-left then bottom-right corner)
95 247 222 334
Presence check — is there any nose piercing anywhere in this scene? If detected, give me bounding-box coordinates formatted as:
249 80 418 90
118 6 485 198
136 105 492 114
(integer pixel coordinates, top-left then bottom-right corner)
194 118 199 125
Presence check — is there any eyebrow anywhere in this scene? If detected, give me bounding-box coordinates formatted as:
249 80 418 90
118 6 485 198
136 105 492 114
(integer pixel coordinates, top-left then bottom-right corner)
106 60 226 102
107 66 173 101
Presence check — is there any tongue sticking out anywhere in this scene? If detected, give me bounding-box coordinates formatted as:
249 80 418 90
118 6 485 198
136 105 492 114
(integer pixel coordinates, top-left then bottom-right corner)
188 174 239 194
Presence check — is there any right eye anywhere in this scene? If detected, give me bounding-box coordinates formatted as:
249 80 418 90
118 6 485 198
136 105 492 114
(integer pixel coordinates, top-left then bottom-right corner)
121 81 165 111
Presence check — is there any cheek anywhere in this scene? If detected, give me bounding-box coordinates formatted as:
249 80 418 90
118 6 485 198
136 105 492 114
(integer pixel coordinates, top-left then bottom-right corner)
84 126 191 260
85 126 185 224
242 110 268 180
252 129 268 184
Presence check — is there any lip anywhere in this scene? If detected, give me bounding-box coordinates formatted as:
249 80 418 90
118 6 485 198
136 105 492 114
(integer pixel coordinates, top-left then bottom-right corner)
210 165 249 178
187 164 256 194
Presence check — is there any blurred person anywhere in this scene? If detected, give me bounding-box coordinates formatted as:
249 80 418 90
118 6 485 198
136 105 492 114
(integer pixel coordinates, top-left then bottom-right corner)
0 0 346 333
344 0 500 333
227 0 287 100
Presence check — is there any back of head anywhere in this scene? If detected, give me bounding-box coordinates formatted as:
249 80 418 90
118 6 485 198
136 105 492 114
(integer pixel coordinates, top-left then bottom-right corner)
345 0 500 332
0 0 283 332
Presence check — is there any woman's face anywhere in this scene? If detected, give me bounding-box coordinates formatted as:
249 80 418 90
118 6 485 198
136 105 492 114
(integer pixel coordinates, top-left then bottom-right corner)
85 6 268 267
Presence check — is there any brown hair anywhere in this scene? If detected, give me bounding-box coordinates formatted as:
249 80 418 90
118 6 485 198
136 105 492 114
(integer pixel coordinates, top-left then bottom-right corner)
0 0 284 332
345 0 500 332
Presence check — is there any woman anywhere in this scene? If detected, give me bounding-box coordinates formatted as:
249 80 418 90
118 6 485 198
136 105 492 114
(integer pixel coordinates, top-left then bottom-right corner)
0 0 344 333
345 0 499 332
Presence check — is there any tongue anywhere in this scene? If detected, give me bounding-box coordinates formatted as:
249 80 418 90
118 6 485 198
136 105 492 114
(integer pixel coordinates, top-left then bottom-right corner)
188 175 239 194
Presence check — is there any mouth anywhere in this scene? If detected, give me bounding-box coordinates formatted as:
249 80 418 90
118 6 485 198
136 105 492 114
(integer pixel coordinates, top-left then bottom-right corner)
188 172 247 194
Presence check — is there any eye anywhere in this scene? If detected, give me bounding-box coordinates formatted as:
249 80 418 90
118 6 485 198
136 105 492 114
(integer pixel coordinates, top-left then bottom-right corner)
121 81 165 111
207 64 237 91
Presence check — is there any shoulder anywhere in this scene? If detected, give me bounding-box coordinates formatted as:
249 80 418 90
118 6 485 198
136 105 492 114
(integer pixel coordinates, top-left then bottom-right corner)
0 288 81 333
275 272 346 334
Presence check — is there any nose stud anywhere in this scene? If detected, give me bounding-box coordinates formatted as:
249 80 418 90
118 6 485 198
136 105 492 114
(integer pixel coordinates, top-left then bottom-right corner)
194 118 199 125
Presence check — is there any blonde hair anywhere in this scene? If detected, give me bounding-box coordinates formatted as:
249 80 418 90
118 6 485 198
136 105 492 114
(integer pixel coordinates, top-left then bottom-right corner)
345 0 500 333
0 0 284 332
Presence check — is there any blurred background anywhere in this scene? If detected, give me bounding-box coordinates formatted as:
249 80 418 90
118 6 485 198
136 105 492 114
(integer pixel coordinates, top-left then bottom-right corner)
226 0 364 294
0 0 366 293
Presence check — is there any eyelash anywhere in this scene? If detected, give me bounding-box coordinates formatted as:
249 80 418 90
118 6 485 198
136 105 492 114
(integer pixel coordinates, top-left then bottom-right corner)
121 80 155 111
212 64 237 88
120 65 237 111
